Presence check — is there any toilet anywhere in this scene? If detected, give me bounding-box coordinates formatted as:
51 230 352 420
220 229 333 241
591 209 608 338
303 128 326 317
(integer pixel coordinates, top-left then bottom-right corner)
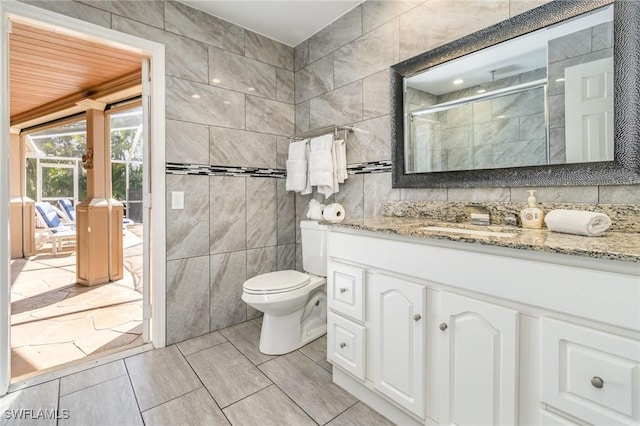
241 220 328 355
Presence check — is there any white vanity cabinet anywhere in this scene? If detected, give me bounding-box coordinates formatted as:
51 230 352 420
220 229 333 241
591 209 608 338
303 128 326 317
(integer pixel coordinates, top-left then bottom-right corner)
439 292 519 425
326 228 640 426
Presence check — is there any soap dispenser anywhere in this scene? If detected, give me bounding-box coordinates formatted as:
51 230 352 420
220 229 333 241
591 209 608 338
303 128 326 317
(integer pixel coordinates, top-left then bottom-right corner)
520 190 544 229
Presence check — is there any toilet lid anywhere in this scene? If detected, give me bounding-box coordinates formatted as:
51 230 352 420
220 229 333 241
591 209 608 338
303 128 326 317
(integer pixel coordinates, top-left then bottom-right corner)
243 270 310 293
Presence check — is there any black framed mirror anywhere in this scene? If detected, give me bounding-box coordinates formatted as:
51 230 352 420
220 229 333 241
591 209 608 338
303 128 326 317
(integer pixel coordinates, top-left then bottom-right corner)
391 0 640 188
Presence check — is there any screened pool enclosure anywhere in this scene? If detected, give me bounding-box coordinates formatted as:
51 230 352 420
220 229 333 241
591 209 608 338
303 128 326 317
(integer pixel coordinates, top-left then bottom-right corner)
25 105 143 223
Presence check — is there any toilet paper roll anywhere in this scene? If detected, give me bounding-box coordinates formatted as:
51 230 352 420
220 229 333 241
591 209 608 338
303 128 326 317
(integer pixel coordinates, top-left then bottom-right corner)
323 203 346 223
307 200 325 221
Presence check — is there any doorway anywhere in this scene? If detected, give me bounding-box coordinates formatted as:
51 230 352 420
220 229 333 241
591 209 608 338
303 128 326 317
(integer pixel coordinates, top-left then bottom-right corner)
12 104 145 378
0 1 166 395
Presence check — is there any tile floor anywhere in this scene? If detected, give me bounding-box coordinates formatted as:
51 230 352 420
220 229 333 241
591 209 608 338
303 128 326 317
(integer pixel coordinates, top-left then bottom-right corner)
0 320 395 426
9 226 144 378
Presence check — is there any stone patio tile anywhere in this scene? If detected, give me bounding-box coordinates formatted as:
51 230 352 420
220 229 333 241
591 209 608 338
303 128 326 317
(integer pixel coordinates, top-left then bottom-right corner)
31 317 94 345
74 329 141 355
12 343 86 377
91 303 142 330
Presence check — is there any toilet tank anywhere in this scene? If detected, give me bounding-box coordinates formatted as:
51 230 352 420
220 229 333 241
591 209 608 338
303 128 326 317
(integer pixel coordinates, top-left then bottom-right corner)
300 220 328 277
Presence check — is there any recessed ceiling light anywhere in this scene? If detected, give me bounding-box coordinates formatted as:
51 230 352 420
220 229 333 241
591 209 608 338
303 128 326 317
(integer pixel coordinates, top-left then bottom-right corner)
555 78 565 82
223 101 231 105
247 87 255 92
477 89 486 94
212 78 221 84
453 79 464 85
191 94 201 99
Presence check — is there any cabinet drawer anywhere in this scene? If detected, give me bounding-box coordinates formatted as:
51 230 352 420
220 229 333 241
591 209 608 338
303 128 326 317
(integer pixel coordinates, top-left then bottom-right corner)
539 410 579 425
327 262 365 321
541 318 640 425
327 313 365 380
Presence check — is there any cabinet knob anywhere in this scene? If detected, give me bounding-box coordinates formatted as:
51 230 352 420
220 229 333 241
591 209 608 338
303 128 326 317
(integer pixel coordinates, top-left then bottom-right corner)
339 342 347 349
591 376 604 389
339 287 348 293
413 314 422 321
439 322 448 331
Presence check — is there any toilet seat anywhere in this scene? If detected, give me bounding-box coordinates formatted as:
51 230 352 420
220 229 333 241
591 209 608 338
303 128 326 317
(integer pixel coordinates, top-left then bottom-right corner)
243 270 311 295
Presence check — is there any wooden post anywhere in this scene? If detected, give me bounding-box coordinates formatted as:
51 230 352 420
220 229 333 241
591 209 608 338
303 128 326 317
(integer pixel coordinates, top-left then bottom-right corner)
75 100 123 285
9 131 22 259
8 130 34 258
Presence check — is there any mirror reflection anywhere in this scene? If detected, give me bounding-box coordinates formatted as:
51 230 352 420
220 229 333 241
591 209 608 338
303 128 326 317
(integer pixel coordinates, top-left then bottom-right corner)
404 5 614 174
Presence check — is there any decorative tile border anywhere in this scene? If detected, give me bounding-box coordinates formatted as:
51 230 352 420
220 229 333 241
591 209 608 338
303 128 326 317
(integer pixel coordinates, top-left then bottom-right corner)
165 160 392 177
347 160 392 175
166 163 286 178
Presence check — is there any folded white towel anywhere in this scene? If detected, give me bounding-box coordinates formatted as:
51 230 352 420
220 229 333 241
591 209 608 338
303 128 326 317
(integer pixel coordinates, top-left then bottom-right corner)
287 139 307 160
334 138 348 183
309 135 335 197
285 140 309 193
285 160 307 192
330 138 339 194
544 209 612 236
309 151 333 186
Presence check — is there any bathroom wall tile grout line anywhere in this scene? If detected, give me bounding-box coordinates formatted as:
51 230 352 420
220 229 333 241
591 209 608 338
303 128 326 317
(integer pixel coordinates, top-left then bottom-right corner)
207 176 213 333
244 177 249 322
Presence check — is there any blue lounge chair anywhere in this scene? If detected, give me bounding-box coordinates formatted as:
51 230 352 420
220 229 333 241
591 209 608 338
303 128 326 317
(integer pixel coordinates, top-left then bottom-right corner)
59 198 133 230
58 198 76 222
35 201 76 255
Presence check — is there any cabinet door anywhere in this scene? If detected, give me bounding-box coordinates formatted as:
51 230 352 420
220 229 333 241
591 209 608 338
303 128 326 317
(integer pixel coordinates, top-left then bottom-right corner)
439 292 519 426
370 274 426 418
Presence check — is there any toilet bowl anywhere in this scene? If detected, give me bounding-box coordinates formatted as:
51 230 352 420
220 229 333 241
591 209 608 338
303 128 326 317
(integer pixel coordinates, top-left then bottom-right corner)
242 270 326 354
241 220 328 355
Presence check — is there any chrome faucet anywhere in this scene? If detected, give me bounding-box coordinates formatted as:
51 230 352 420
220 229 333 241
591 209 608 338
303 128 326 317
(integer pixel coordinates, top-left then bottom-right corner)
468 206 490 226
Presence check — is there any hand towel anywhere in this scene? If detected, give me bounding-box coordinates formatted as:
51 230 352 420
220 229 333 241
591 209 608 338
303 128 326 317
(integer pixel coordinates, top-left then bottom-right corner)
285 140 308 192
544 209 612 236
301 143 312 195
309 134 334 197
331 138 339 194
334 138 348 183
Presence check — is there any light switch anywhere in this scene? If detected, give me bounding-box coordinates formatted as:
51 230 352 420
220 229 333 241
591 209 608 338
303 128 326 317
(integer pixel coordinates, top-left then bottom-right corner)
171 191 184 210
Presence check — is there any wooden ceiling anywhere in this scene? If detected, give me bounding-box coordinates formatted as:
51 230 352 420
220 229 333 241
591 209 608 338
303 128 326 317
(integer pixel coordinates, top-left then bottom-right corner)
9 21 144 125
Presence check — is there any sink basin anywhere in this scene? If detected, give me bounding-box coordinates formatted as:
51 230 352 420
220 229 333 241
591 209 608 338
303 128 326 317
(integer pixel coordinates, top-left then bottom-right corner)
419 226 517 238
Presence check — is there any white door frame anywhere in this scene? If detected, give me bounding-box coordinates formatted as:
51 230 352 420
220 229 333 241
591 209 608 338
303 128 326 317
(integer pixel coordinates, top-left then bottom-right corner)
0 0 166 396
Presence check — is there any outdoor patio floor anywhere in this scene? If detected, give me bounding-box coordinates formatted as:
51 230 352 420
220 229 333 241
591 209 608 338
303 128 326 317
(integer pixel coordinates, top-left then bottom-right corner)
9 225 144 379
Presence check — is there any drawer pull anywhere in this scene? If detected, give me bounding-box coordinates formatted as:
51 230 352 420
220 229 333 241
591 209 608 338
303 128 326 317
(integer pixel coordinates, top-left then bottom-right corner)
439 322 448 331
339 287 348 293
591 376 604 389
339 342 347 349
413 314 422 321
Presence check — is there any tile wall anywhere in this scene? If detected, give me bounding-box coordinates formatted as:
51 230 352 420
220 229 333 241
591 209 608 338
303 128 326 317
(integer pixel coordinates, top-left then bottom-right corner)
406 68 547 172
547 20 613 163
292 0 640 235
25 0 296 344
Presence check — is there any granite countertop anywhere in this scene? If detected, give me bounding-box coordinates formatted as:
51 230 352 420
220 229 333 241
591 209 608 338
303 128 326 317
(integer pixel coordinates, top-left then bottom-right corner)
329 217 640 263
